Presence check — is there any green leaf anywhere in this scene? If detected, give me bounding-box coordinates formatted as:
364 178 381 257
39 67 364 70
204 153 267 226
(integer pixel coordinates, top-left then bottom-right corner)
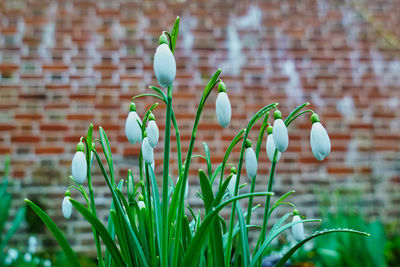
181 192 273 266
0 193 11 235
0 206 25 250
269 190 295 215
213 173 233 206
198 169 214 212
69 198 125 266
24 199 81 267
275 228 370 267
99 126 114 184
132 93 165 103
250 218 321 266
202 142 212 177
170 16 180 53
235 201 250 266
148 86 167 102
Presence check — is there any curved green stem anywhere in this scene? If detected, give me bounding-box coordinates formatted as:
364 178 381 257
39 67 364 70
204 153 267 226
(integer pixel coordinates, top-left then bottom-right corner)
224 103 277 266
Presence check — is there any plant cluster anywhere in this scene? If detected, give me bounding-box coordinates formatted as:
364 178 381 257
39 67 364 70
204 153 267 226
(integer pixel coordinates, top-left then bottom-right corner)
25 17 368 267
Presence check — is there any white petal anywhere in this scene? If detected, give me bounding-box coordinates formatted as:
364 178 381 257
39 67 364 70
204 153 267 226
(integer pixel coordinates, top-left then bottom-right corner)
273 119 289 152
125 111 142 144
245 147 257 178
62 197 72 219
216 92 231 128
71 151 87 184
146 120 159 148
138 201 146 210
291 215 305 241
153 44 176 88
310 122 331 161
266 134 281 162
142 137 154 164
227 174 238 195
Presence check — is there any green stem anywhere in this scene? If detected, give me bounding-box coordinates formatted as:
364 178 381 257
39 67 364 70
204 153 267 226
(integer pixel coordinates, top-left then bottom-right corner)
246 113 269 225
84 142 104 267
145 163 157 266
171 110 182 175
162 85 173 267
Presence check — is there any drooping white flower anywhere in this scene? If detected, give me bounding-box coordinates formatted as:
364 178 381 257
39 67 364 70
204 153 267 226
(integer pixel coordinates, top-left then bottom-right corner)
142 137 154 164
146 117 159 148
273 118 289 152
227 174 238 195
125 103 142 144
7 248 18 260
266 133 281 162
310 121 331 161
62 196 72 219
71 142 87 185
245 146 257 178
153 43 176 88
216 86 231 128
291 214 305 241
138 201 146 210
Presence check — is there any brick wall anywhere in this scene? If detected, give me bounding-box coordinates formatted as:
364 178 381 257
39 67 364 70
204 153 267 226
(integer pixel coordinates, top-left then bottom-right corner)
1 0 400 254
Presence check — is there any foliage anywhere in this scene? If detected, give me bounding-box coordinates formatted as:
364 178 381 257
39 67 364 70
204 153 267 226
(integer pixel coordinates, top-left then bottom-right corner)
25 18 368 267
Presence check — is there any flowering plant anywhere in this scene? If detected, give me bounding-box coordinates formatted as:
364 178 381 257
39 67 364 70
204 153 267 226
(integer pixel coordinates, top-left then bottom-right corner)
25 17 368 267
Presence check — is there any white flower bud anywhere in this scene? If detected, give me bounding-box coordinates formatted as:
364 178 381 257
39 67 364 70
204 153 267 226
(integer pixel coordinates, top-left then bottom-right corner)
153 43 176 88
291 214 305 241
227 174 237 195
142 137 154 164
146 120 159 148
273 119 289 152
216 92 231 128
310 122 331 161
125 111 142 144
62 196 72 219
266 133 281 162
71 151 87 184
245 147 257 178
138 201 146 210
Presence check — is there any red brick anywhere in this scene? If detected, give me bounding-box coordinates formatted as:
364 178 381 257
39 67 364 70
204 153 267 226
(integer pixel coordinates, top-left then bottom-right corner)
40 124 69 131
11 136 41 143
35 147 65 154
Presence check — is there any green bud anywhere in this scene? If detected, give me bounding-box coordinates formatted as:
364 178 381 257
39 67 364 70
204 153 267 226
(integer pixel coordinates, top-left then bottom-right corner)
293 209 300 215
76 141 85 152
159 33 168 45
130 102 136 112
218 80 227 93
138 194 144 201
148 113 155 121
230 167 237 174
274 110 282 120
245 139 253 148
311 113 320 124
267 124 273 135
65 190 71 197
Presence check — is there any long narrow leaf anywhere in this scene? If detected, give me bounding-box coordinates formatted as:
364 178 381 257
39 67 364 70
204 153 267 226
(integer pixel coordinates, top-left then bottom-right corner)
275 229 370 267
69 198 125 266
25 199 81 267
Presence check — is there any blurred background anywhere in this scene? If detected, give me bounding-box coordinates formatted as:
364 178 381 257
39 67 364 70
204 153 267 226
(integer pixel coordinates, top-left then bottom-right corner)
0 0 399 266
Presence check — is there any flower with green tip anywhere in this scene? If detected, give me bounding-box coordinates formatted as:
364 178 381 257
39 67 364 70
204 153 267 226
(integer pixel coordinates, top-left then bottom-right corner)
245 140 257 178
266 125 281 162
153 34 176 88
291 210 305 241
62 191 72 219
215 81 231 128
142 136 154 164
138 201 146 210
71 141 87 185
273 110 289 152
310 113 331 161
125 102 142 144
146 114 159 148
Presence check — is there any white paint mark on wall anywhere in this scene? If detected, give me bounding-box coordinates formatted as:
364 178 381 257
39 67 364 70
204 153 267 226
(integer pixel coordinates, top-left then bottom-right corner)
336 96 354 118
282 60 304 103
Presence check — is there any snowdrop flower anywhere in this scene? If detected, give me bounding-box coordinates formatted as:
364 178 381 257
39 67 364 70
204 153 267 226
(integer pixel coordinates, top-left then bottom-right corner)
44 260 52 267
310 113 331 161
215 81 231 128
7 248 18 260
245 140 257 178
227 167 238 195
71 141 87 185
24 252 32 262
125 102 142 144
146 113 159 148
273 110 289 152
142 136 154 164
62 190 72 220
291 210 305 241
138 201 146 210
153 34 176 88
266 125 281 162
